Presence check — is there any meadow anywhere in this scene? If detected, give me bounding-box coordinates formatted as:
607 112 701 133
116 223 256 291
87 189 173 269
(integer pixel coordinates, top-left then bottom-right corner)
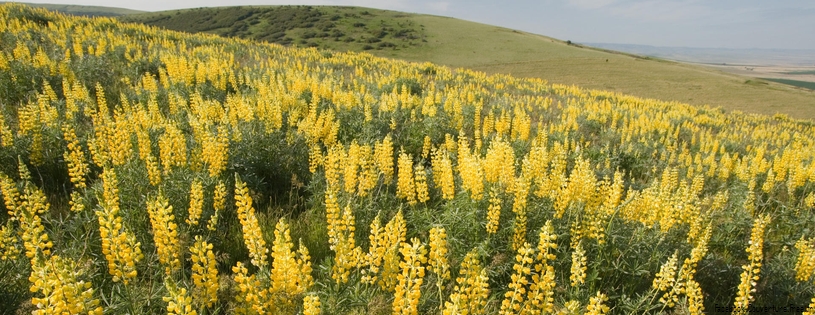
2 4 815 315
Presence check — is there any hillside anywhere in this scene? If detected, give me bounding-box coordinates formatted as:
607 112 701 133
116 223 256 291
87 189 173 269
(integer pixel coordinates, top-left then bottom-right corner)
1 2 143 16
4 3 815 314
121 5 815 120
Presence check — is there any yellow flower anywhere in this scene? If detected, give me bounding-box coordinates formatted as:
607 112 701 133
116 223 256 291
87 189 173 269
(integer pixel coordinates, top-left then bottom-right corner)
303 295 321 315
393 238 427 315
486 187 502 235
431 149 455 200
0 173 20 219
232 262 267 314
187 179 204 226
652 252 678 293
331 205 362 284
499 242 534 315
570 241 587 287
397 151 417 205
732 214 770 315
421 135 432 159
429 227 450 290
795 237 815 282
235 175 268 269
190 236 218 308
414 165 430 204
585 292 610 315
159 123 188 173
96 167 143 284
201 125 229 178
147 191 180 275
62 124 88 189
271 218 312 298
0 222 20 260
378 210 407 292
29 255 103 315
18 168 53 265
374 135 395 182
512 176 530 251
107 120 134 166
442 250 489 315
163 280 197 315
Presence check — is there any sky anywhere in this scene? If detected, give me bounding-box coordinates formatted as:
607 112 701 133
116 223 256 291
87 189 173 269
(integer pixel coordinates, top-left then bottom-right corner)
14 0 815 50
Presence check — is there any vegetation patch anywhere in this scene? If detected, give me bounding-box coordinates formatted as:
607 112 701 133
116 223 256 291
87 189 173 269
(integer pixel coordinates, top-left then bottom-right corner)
120 6 427 51
761 78 815 91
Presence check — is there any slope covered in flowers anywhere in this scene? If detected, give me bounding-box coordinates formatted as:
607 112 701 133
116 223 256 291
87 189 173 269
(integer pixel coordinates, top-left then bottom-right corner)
1 4 815 314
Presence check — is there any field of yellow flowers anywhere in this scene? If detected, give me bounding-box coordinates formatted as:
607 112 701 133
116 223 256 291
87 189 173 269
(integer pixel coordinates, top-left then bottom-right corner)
2 4 815 314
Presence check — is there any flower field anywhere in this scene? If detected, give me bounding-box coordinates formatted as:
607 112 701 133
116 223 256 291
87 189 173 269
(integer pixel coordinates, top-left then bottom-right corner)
1 4 815 314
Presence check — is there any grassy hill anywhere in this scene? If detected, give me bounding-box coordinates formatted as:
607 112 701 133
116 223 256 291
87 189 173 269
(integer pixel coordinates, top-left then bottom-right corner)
120 5 815 120
2 2 143 16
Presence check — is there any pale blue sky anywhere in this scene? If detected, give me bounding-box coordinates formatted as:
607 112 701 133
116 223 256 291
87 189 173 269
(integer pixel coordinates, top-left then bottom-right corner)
16 0 815 50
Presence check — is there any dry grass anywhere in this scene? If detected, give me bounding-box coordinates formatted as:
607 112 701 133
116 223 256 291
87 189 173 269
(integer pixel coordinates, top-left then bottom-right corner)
372 15 815 119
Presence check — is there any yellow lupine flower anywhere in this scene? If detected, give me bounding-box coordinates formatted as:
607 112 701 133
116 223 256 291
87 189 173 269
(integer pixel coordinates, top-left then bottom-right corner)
190 236 218 308
442 250 489 315
0 173 20 219
0 106 13 148
362 214 384 284
652 252 678 295
201 125 229 178
163 280 197 315
456 138 484 201
107 120 133 166
486 187 502 235
379 210 407 292
343 141 361 194
685 279 705 315
234 175 268 269
332 205 362 284
324 145 344 191
29 255 103 315
0 223 21 261
520 220 559 314
421 135 432 159
392 238 427 315
159 123 188 173
570 241 587 287
429 227 450 289
271 218 311 297
96 167 142 284
511 176 530 251
374 135 395 182
795 237 815 282
499 242 534 315
430 149 455 200
357 144 378 197
147 191 180 275
232 262 268 314
303 294 321 315
18 168 53 265
585 292 610 315
396 151 417 205
414 165 430 204
187 179 204 226
732 214 770 315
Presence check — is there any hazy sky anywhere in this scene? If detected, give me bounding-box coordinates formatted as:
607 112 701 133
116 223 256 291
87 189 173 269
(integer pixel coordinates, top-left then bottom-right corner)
15 0 815 50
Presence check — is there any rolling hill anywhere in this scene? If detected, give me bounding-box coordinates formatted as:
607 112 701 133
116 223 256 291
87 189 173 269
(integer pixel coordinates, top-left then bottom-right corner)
1 2 144 16
118 5 815 120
